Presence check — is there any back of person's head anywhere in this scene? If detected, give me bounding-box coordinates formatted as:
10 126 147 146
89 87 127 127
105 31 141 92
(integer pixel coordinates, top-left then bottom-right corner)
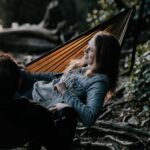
89 31 121 92
0 53 20 100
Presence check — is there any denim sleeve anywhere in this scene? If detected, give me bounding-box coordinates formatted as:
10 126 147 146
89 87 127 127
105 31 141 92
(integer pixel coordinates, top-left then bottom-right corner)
63 75 109 127
18 70 62 95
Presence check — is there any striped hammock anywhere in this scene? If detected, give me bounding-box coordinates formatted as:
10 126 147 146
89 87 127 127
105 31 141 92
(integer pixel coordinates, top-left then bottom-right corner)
26 8 133 73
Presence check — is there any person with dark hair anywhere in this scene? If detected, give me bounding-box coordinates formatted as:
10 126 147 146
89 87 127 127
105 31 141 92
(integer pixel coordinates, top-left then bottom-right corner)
0 54 20 100
0 53 60 150
18 31 121 149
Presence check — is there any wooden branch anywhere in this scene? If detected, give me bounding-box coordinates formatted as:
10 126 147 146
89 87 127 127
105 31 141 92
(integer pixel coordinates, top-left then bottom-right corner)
97 108 112 120
72 141 116 150
41 0 59 28
103 135 134 146
103 98 133 109
0 27 62 51
99 98 130 120
0 27 60 42
89 126 140 141
95 121 150 137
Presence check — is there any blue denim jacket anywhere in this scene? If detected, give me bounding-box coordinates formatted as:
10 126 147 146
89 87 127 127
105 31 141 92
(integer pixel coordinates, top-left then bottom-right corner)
32 67 109 127
63 73 109 127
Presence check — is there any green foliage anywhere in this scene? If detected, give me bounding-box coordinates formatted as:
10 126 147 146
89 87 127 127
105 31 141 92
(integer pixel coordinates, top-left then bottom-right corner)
124 41 150 102
122 0 138 6
86 0 118 27
136 40 150 56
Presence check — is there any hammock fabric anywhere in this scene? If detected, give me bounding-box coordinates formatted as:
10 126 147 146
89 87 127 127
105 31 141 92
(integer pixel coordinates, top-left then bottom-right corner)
26 8 133 73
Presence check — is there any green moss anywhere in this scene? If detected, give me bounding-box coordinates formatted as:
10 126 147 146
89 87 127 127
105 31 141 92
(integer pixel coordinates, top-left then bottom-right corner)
124 41 150 101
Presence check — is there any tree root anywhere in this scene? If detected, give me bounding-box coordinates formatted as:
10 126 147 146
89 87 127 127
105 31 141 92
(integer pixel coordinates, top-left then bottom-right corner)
75 119 150 150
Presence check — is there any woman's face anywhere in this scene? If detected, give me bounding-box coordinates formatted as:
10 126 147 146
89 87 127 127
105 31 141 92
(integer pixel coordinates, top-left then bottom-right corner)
84 36 96 66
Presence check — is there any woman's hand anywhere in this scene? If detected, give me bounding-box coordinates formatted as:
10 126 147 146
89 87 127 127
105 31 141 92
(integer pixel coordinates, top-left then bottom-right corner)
54 82 67 95
49 103 70 113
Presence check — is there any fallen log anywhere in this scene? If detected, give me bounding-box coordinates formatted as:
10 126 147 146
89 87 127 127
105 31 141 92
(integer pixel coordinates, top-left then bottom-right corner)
0 27 61 52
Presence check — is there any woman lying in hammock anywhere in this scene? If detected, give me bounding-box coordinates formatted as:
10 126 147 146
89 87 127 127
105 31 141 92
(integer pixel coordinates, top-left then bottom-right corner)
18 31 121 149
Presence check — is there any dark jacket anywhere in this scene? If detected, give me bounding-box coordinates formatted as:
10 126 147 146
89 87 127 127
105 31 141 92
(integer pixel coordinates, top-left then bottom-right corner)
0 96 55 148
